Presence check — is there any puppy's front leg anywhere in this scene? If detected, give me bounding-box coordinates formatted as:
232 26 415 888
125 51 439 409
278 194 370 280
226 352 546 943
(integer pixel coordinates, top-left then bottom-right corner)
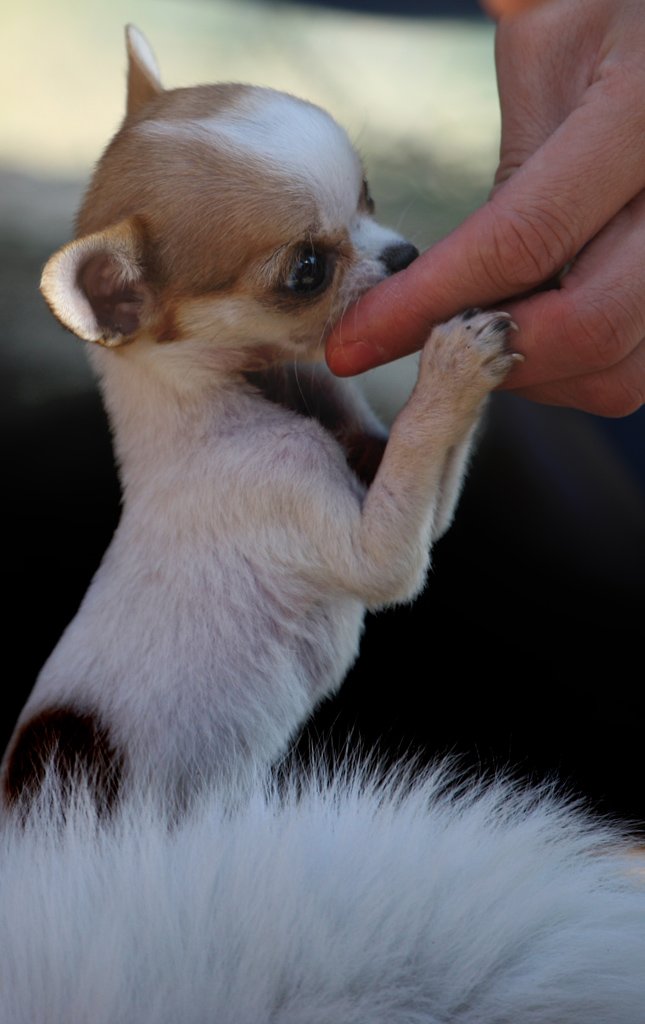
321 310 517 606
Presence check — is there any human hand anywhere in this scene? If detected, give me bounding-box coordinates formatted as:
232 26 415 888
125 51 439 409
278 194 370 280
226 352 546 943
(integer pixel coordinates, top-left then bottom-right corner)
326 0 645 416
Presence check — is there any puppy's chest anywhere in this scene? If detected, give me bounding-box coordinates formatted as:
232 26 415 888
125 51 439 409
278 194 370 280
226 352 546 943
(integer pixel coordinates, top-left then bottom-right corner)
243 369 385 488
121 390 363 543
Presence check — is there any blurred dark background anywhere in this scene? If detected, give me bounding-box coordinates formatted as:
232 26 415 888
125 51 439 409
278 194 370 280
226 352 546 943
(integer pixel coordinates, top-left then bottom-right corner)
3 0 645 824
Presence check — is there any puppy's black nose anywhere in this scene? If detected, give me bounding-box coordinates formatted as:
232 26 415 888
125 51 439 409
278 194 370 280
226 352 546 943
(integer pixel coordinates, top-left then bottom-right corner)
380 242 419 276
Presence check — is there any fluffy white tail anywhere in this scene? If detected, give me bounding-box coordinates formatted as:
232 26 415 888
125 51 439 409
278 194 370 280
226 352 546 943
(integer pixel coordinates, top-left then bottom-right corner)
1 763 644 1023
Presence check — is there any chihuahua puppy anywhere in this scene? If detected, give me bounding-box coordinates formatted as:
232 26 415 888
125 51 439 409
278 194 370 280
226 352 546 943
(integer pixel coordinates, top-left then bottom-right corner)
3 34 645 1023
1 27 517 808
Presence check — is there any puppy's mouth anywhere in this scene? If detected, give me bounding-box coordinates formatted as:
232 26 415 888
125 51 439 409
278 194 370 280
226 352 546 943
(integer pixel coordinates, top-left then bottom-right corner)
336 262 394 313
338 242 419 312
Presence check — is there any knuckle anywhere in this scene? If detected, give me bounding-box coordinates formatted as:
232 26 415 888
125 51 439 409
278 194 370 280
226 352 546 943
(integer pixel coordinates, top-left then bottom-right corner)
483 205 573 292
526 370 645 417
600 57 645 136
583 374 645 418
560 290 643 371
562 307 623 369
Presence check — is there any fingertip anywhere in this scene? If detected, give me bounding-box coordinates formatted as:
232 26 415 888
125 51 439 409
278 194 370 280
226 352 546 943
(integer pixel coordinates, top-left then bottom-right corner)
325 314 357 376
325 333 379 377
325 337 354 377
326 274 419 376
481 0 546 15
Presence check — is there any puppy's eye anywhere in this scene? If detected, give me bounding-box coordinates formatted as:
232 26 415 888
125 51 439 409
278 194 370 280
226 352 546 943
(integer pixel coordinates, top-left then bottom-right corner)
287 252 327 295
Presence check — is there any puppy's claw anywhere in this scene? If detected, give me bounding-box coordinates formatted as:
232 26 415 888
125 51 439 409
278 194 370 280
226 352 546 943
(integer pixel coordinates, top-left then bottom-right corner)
491 311 519 331
490 318 512 334
511 352 526 363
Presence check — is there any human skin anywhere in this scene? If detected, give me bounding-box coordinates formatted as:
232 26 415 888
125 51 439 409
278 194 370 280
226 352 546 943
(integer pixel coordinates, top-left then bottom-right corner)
326 0 645 417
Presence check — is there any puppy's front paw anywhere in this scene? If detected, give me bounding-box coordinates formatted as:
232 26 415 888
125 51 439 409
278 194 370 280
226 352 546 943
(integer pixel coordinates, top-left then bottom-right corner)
420 308 521 396
458 307 522 385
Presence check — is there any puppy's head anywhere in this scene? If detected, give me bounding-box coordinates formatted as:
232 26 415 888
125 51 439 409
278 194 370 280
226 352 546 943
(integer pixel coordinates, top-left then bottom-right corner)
41 27 418 372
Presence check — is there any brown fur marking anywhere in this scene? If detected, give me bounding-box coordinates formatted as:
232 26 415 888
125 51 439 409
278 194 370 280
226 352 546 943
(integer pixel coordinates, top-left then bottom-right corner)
3 707 123 811
155 303 181 343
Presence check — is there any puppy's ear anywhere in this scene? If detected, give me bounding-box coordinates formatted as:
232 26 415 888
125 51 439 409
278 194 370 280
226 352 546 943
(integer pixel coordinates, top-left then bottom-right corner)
40 217 153 347
125 25 163 117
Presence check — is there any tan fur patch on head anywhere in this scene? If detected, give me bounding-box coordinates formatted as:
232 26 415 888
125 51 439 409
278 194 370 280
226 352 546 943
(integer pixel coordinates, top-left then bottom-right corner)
77 86 312 295
75 85 364 322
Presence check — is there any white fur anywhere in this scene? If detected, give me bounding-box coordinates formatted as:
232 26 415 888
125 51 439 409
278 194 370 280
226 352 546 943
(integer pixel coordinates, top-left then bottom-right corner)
2 764 644 1023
